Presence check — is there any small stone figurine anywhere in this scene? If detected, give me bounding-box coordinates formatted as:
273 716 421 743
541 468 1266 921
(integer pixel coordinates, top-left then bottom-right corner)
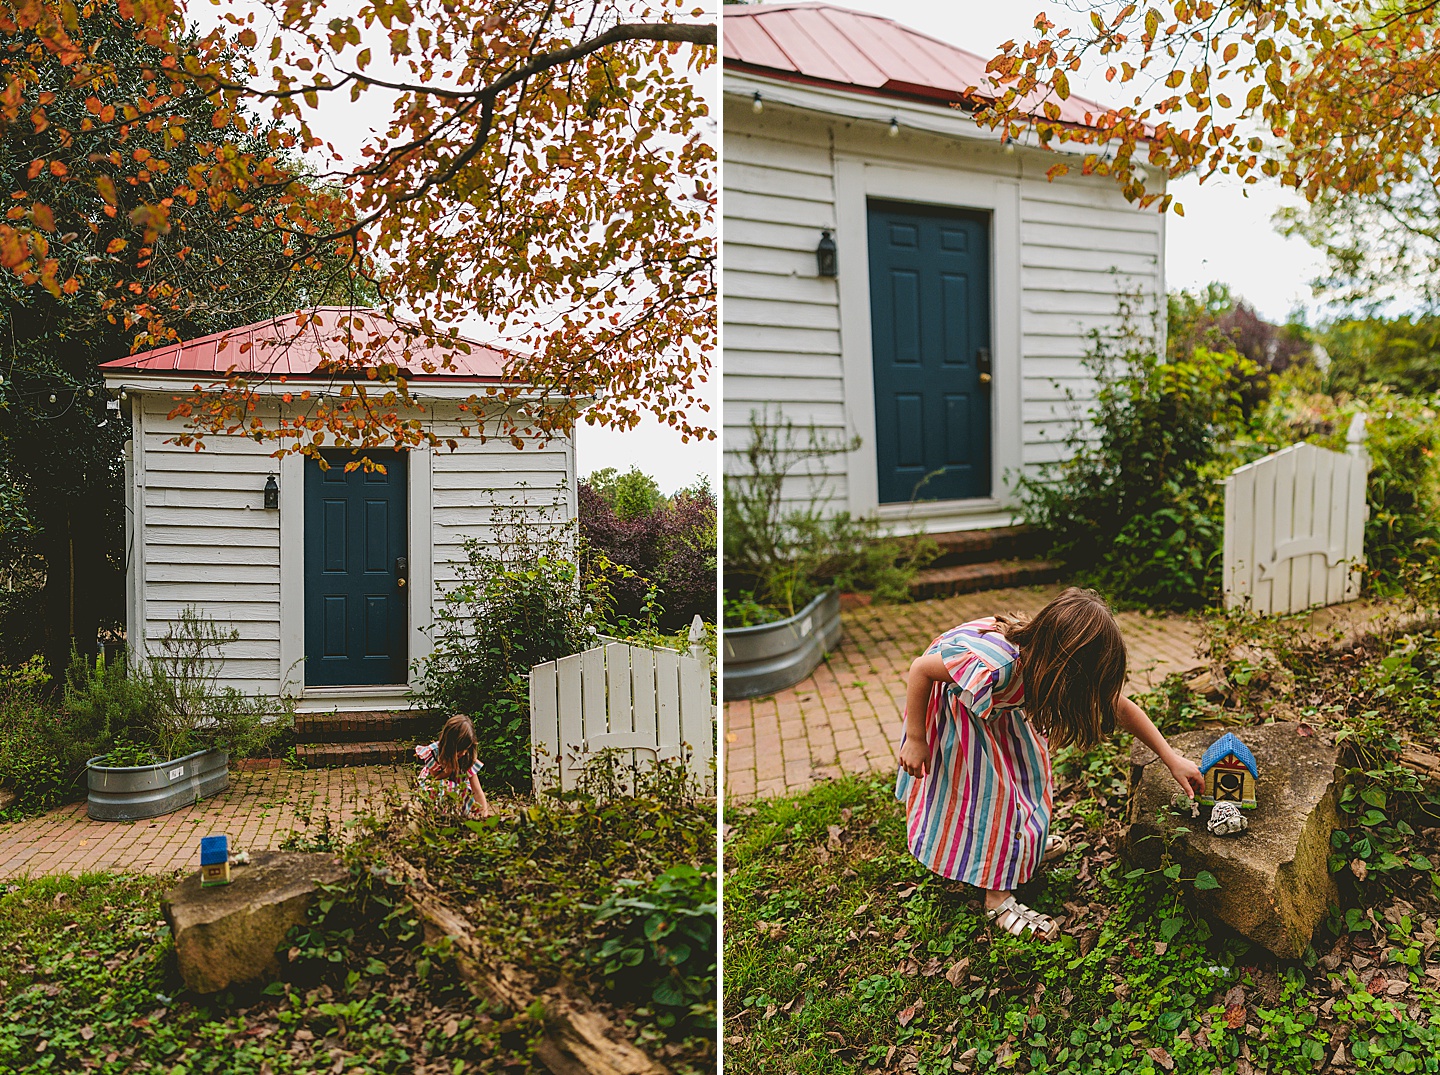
1207 800 1249 836
200 834 232 887
1199 732 1258 810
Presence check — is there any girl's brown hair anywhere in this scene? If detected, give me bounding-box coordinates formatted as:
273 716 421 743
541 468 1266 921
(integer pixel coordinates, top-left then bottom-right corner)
433 714 478 779
991 587 1126 751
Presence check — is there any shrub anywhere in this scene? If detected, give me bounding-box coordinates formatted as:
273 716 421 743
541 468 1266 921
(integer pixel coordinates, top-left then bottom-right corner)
0 658 75 812
1019 320 1255 609
418 528 592 789
579 473 716 630
135 607 286 761
723 413 935 624
1245 374 1440 593
590 863 717 1032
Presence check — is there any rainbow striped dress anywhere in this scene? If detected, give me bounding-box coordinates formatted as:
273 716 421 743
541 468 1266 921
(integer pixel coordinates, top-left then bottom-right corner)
894 619 1053 891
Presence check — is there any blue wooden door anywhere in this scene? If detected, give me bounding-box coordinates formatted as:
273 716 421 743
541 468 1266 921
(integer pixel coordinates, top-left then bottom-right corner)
867 200 992 504
304 452 408 686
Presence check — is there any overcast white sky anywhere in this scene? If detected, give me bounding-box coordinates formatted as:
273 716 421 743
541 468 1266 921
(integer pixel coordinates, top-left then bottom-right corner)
750 0 1328 324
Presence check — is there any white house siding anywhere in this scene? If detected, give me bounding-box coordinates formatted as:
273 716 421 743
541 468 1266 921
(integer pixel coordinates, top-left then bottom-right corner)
427 417 574 593
722 91 1165 521
129 393 574 700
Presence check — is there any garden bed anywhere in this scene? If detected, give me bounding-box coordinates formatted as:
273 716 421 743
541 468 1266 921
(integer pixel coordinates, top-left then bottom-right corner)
85 747 229 821
0 774 717 1074
722 590 842 701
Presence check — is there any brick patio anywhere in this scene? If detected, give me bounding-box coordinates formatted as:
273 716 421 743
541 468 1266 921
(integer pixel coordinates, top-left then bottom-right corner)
0 764 413 879
723 584 1206 802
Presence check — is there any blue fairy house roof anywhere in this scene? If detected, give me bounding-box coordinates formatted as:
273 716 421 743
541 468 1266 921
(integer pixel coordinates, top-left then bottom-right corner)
1199 732 1258 778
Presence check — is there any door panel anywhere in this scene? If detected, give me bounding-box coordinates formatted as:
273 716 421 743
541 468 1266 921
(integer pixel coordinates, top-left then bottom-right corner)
304 451 408 686
868 200 992 504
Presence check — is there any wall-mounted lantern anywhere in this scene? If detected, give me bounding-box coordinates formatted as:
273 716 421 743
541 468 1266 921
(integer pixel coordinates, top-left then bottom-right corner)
816 230 838 277
752 91 763 113
264 474 279 511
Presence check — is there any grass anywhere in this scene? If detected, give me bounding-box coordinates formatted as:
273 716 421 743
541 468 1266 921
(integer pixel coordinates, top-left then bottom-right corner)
0 769 717 1075
724 768 1440 1075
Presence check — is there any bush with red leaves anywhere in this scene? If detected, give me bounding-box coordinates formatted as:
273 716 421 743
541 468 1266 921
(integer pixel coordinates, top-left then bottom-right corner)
579 479 716 631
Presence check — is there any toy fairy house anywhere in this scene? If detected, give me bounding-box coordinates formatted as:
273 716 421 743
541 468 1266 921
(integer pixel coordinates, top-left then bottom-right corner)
1199 732 1258 809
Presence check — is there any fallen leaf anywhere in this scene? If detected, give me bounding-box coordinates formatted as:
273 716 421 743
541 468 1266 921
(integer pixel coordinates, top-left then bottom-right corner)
1297 723 1313 737
827 824 844 851
34 1041 46 1053
79 1027 94 1041
443 1017 458 1037
1351 858 1369 882
920 956 943 977
852 903 869 917
945 957 971 987
1147 1045 1175 1071
1154 941 1168 956
1225 1003 1246 1029
841 807 853 823
897 998 923 1027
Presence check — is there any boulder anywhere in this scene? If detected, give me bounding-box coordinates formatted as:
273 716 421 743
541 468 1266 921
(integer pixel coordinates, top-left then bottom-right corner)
1123 723 1342 959
162 851 346 993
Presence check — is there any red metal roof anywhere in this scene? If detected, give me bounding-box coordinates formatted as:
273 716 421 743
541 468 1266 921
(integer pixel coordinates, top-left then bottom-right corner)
98 307 513 382
723 2 1107 127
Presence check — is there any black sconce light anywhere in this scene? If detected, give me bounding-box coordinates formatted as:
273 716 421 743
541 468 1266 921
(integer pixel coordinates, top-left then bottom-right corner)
264 474 279 510
816 229 838 277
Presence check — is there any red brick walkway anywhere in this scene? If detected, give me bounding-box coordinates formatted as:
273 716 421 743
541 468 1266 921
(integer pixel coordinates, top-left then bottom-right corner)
723 585 1205 801
0 765 412 878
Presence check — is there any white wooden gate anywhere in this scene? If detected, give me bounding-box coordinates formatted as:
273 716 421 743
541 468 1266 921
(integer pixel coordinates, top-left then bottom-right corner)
1223 414 1368 614
529 626 714 795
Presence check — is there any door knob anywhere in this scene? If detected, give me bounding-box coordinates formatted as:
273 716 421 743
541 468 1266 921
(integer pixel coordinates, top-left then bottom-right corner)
976 347 993 387
979 372 992 384
396 556 408 588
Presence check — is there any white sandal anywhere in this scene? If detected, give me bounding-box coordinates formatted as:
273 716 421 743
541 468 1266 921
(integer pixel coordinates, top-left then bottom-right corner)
1043 833 1070 863
986 896 1059 941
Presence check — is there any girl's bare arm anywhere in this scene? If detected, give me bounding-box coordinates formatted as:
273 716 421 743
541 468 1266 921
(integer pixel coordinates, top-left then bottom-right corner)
899 653 951 778
469 771 493 817
1116 696 1204 795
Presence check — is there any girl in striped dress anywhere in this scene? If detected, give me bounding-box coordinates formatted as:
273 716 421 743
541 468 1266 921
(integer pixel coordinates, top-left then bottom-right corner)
896 588 1203 940
416 714 494 819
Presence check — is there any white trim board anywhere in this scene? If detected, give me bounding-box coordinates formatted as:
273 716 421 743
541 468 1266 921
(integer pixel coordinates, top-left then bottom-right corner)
835 156 1024 522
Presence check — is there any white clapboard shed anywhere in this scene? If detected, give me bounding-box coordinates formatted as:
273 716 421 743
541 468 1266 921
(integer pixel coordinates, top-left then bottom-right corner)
1223 414 1369 615
100 307 577 712
723 3 1168 533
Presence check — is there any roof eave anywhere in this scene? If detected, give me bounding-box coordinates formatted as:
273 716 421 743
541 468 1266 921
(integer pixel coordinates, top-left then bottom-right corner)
727 68 1158 159
100 371 589 406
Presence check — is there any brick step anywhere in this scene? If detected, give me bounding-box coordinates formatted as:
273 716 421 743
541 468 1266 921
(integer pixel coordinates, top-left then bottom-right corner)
295 740 417 768
294 711 436 744
925 525 1044 569
909 559 1063 601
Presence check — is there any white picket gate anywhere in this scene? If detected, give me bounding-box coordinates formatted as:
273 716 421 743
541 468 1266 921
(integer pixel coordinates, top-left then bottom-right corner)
529 623 715 795
1222 414 1368 615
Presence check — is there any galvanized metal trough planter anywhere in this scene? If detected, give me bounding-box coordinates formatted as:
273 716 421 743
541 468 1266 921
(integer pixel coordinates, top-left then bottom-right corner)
723 590 843 702
86 748 229 821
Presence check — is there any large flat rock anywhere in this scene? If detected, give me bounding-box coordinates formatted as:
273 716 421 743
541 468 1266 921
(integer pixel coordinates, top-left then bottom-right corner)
162 851 346 993
1123 723 1342 959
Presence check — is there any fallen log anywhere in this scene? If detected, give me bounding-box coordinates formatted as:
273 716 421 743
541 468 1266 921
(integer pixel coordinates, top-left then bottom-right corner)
1400 742 1440 785
392 857 668 1075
